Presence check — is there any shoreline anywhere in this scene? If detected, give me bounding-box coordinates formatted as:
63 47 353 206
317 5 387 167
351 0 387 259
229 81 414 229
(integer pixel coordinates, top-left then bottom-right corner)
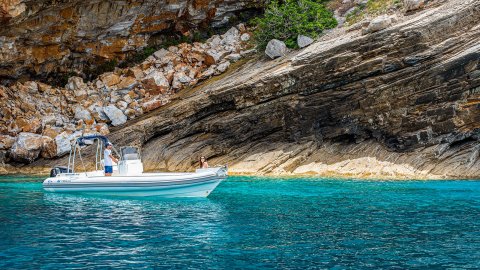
0 165 476 181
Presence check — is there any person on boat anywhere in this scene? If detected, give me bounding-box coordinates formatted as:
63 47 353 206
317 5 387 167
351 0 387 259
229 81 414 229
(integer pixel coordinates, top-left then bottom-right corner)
199 156 209 169
104 143 118 176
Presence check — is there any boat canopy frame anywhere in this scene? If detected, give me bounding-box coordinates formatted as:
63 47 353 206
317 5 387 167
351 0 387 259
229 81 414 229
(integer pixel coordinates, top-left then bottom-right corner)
67 135 120 173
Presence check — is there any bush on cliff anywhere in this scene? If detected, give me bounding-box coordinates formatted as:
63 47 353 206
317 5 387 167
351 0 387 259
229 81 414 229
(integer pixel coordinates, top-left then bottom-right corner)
252 0 337 49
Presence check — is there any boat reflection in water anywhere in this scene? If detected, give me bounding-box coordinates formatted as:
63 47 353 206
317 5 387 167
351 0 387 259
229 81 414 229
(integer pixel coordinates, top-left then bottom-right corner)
42 191 228 258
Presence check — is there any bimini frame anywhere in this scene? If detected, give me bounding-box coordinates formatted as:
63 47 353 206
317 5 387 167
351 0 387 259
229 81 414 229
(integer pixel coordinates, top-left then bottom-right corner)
67 135 120 173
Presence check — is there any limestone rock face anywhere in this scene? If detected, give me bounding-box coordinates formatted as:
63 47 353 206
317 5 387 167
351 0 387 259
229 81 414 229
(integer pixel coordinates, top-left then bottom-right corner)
265 39 287 59
0 0 266 80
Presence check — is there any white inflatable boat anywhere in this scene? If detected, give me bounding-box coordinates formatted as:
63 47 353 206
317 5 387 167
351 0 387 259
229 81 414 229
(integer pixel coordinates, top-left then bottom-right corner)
43 135 227 197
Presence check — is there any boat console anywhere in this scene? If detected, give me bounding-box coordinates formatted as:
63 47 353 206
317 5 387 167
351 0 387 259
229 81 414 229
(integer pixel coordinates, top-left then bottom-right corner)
118 147 144 176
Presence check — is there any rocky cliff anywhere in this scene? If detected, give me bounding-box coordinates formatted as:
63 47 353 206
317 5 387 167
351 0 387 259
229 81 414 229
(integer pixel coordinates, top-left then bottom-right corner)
0 23 254 165
3 0 480 179
0 0 263 81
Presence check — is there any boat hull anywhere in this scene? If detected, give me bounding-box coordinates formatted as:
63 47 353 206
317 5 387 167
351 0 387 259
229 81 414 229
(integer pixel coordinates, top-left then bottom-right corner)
43 167 227 198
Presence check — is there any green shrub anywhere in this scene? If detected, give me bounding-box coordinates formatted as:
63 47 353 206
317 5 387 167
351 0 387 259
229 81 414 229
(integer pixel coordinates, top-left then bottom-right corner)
252 0 337 49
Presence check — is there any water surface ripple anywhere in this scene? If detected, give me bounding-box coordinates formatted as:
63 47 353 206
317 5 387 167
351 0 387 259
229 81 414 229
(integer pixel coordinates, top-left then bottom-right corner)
1 176 479 269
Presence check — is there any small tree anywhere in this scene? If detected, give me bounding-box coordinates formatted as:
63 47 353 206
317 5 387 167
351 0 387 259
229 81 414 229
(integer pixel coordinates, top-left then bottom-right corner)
252 0 337 49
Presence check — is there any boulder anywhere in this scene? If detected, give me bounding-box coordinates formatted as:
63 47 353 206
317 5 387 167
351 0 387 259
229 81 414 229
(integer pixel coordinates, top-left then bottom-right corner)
142 99 163 112
23 81 38 94
265 39 287 59
116 76 137 90
93 123 110 135
42 114 57 127
176 72 192 84
226 53 242 62
124 108 136 119
173 71 192 88
223 45 237 53
66 76 88 98
142 70 170 94
297 35 314 48
205 49 223 66
126 67 145 80
10 132 50 163
95 79 105 89
54 131 82 157
153 48 169 60
216 61 231 74
404 0 425 12
14 117 29 131
168 46 178 53
22 118 42 134
40 138 57 159
19 102 36 114
117 100 128 111
364 15 393 34
240 33 250 42
55 115 69 127
172 72 191 89
110 92 121 103
37 82 53 93
123 94 133 104
100 73 121 87
103 105 127 126
90 106 110 122
222 27 240 46
188 52 205 63
207 35 222 48
200 67 216 79
74 107 93 121
42 126 62 139
0 135 15 150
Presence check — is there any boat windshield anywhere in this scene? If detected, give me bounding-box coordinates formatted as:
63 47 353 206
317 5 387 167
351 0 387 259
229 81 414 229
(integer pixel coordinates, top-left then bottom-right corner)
121 147 141 160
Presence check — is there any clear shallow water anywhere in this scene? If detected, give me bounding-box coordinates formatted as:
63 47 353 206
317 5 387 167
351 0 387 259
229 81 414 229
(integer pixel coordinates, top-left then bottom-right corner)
1 176 480 269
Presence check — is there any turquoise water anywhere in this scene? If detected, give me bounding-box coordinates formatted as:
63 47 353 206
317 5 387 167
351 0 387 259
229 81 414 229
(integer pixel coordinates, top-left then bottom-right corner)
1 176 480 269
